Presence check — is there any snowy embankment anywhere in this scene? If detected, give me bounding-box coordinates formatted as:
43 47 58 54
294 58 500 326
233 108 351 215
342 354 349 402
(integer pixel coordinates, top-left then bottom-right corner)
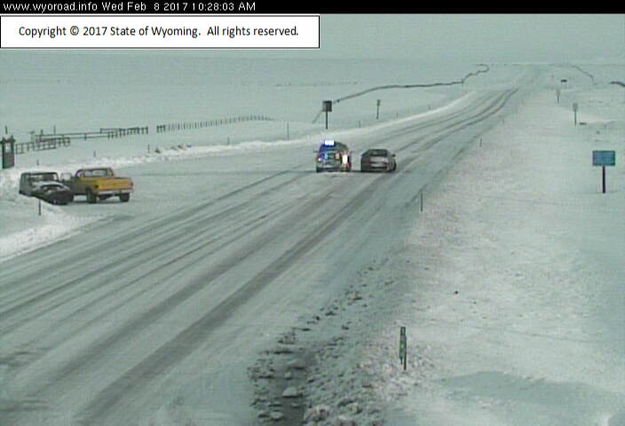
247 74 625 425
380 83 625 425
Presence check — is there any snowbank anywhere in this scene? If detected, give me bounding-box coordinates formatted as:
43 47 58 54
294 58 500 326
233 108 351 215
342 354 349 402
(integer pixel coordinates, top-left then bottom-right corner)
375 82 625 424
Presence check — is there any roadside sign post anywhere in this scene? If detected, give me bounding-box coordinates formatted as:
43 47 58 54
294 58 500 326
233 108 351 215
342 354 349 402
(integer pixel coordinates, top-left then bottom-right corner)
399 326 407 370
573 103 579 125
592 150 616 193
555 88 561 103
376 99 381 120
322 100 332 130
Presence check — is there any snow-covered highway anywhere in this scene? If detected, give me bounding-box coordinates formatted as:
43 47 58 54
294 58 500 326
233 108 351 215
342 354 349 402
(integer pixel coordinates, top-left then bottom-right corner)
0 78 525 425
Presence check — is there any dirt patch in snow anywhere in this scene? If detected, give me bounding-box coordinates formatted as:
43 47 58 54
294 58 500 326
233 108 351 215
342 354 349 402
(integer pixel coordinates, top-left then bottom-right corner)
248 256 433 425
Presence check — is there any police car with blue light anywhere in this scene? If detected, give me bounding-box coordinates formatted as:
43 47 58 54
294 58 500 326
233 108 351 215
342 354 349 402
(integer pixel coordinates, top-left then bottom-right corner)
315 139 352 173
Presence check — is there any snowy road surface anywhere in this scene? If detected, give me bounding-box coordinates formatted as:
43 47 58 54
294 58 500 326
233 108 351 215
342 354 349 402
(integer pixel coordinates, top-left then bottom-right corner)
0 78 525 424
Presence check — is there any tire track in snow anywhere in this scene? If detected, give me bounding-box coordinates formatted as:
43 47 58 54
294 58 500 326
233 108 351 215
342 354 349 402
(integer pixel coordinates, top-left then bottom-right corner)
77 147 397 425
0 90 507 327
0 169 319 328
6 172 360 425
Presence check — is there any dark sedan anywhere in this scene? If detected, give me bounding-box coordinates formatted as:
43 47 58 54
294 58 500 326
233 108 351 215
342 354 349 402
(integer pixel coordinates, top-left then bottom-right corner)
31 181 74 205
360 148 397 172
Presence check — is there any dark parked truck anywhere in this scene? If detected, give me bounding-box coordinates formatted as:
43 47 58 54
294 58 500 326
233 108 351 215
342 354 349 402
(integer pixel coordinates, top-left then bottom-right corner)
62 167 133 203
315 139 352 172
19 171 62 196
19 171 74 205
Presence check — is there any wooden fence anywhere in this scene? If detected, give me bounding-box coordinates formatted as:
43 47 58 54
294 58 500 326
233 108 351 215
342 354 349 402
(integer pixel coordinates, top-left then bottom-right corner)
99 126 149 138
15 126 149 155
14 115 273 155
32 126 149 143
156 114 273 133
15 135 71 155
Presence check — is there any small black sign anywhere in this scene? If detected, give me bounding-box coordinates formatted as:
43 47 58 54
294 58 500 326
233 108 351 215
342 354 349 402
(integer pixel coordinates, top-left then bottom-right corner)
1 137 16 169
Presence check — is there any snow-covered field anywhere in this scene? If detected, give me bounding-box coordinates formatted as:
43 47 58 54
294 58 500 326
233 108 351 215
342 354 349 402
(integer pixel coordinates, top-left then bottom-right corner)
288 66 625 425
1 54 624 426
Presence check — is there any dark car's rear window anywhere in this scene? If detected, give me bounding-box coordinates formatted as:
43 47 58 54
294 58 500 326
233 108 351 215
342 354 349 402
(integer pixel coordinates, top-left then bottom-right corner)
320 149 339 159
29 173 59 182
364 149 388 157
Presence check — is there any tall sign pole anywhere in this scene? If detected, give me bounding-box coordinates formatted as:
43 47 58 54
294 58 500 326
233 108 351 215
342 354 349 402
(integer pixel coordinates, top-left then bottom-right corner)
573 103 579 125
322 100 332 130
592 150 616 193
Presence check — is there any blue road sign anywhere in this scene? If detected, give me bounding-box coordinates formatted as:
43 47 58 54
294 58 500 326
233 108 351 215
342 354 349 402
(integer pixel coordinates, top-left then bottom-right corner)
592 150 615 167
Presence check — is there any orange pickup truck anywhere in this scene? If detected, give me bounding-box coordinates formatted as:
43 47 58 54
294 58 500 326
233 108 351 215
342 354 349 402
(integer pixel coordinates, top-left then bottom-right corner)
62 167 133 203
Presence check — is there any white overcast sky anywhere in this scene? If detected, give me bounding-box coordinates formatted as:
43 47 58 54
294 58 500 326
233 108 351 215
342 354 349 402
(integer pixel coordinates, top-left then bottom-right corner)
244 14 625 63
321 15 625 62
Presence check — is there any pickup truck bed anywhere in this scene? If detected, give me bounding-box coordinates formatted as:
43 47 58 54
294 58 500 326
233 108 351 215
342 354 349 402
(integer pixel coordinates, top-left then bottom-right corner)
63 167 133 203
